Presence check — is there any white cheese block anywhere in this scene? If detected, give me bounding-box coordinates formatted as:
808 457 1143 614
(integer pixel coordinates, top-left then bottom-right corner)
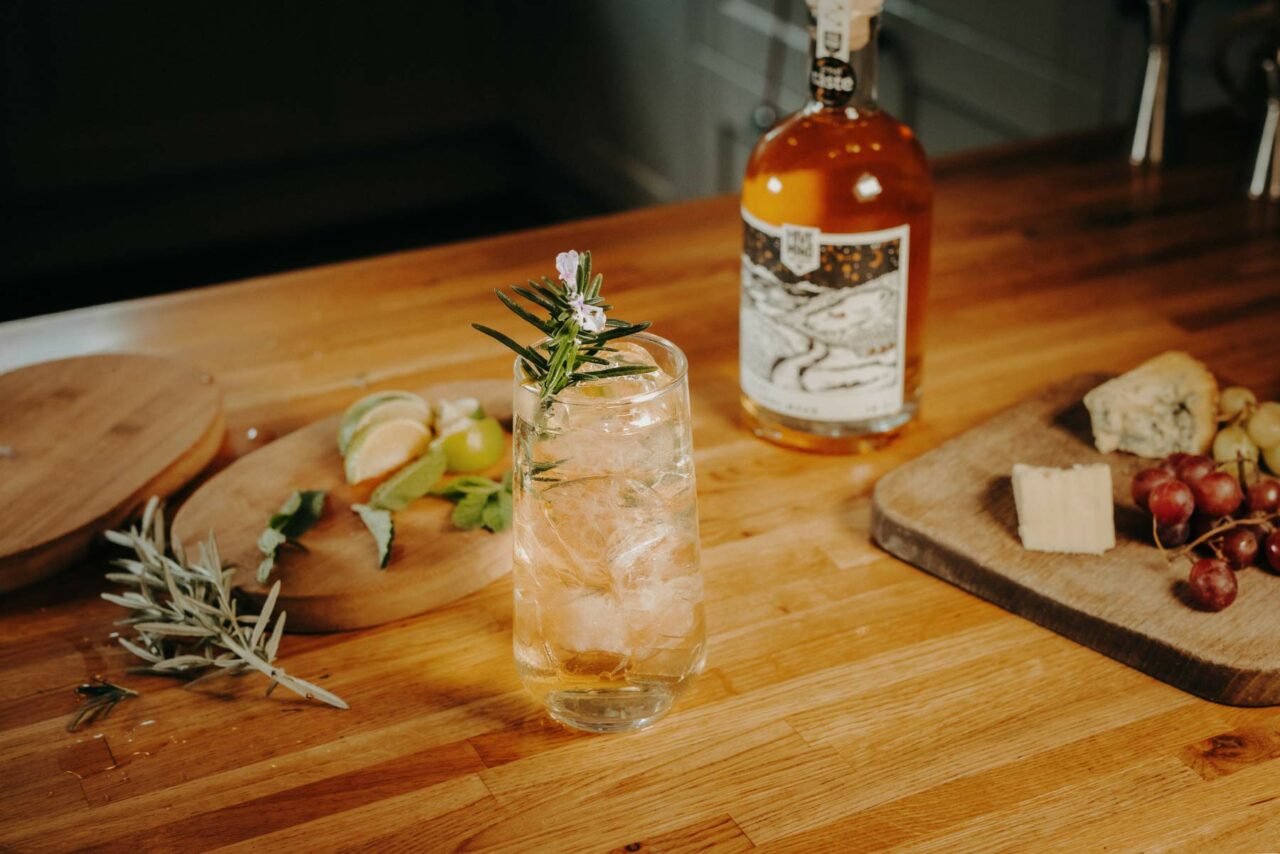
1082 351 1218 458
1011 463 1115 555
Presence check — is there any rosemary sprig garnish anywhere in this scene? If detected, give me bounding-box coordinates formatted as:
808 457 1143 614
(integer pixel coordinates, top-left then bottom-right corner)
102 497 348 710
68 679 138 732
473 249 655 399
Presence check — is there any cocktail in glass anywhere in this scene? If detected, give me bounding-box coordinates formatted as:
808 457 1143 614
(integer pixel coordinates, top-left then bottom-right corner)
511 333 705 733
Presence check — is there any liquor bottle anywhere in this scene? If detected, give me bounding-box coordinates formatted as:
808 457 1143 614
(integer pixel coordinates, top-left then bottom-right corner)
739 0 932 453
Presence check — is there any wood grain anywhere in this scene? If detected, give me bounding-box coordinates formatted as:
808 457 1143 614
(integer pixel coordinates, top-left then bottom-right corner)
170 380 513 632
0 354 224 592
1 114 1279 851
873 373 1280 706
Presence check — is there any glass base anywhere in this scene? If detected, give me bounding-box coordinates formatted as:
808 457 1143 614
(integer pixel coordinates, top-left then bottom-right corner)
545 686 676 733
741 395 917 454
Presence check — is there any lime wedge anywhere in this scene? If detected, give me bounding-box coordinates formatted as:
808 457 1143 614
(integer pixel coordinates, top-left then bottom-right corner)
337 391 429 454
370 447 448 511
343 418 430 484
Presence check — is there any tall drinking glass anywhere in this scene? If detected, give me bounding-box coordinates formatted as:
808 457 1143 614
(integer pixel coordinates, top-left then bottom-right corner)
511 333 705 733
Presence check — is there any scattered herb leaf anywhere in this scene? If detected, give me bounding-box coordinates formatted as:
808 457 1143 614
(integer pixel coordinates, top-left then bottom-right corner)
436 472 513 533
273 490 327 538
257 489 327 582
68 679 138 732
257 527 287 555
452 492 490 530
351 503 395 568
432 475 502 498
482 490 512 532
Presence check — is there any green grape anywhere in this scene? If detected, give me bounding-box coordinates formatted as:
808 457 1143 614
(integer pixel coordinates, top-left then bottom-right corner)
1213 424 1259 463
1217 458 1260 482
1247 402 1280 449
441 417 506 472
1266 443 1280 477
1219 386 1257 420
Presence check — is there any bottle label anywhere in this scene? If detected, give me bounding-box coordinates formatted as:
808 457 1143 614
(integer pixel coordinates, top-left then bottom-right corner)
740 207 909 423
814 0 852 62
810 0 856 107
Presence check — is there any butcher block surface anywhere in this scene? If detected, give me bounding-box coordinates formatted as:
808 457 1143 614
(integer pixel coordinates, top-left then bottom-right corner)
1 115 1279 851
874 373 1280 707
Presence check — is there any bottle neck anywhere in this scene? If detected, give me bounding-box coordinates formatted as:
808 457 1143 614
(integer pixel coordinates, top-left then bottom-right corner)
807 12 880 112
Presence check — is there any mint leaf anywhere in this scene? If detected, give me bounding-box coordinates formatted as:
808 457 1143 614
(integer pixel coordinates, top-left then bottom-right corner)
271 490 326 540
275 491 302 517
351 503 394 568
452 492 489 530
482 490 512 532
432 475 502 499
256 554 278 585
257 527 287 556
258 490 327 582
434 470 512 533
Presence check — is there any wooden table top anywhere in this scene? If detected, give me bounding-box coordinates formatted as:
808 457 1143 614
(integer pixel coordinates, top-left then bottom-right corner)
2 116 1279 852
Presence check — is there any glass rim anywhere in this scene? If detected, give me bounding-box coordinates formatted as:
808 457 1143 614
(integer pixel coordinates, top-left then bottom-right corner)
512 331 689 408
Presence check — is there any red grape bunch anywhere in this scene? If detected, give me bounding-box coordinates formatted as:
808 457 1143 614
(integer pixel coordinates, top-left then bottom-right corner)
1132 452 1280 611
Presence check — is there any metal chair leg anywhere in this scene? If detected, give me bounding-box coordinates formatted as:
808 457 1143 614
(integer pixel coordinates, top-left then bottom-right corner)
1131 0 1178 167
1249 53 1280 201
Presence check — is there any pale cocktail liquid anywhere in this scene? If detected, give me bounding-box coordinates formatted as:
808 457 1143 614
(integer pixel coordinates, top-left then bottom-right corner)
512 339 705 732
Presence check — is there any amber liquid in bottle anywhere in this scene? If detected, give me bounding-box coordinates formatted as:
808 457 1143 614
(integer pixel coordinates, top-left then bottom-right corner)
740 5 931 453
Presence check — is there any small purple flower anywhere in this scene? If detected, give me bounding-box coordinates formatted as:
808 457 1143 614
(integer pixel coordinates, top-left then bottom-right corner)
569 295 606 333
556 250 580 295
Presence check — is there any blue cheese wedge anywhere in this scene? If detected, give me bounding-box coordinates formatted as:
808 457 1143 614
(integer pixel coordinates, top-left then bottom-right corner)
1012 464 1115 555
1082 351 1218 458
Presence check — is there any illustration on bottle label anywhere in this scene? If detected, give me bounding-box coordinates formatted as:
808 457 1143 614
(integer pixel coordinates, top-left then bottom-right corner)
740 207 909 422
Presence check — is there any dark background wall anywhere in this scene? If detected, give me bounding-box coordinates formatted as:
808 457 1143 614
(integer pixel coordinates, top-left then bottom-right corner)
0 0 1266 320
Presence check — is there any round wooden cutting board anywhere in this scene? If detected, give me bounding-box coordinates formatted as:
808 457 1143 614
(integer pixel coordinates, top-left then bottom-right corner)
171 380 514 632
0 354 225 593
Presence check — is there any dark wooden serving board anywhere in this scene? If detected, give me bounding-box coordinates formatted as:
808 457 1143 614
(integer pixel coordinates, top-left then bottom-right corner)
873 373 1280 707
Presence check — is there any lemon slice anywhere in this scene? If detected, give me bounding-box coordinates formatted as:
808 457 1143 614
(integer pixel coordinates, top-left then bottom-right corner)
343 418 430 484
337 391 429 455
